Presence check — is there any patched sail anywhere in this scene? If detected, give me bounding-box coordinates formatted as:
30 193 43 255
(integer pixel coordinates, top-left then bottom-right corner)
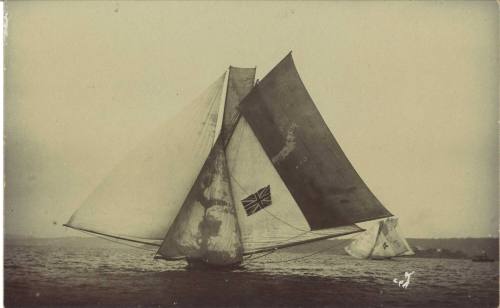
226 117 362 254
65 73 226 241
239 53 392 230
345 217 414 259
156 67 256 264
157 139 243 265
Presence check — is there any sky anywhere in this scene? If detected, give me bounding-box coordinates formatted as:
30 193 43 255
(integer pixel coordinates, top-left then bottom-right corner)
4 1 498 238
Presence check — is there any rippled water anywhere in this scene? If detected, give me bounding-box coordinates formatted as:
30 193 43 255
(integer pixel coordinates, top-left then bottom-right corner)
5 243 499 307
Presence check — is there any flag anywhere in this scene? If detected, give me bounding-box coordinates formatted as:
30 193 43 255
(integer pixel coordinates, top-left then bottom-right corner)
241 185 272 216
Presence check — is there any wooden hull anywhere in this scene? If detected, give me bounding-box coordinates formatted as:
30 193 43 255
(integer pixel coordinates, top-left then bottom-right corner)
369 257 392 260
186 259 243 271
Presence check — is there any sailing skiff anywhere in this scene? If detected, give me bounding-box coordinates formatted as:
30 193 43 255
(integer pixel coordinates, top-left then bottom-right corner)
345 217 414 260
65 52 402 269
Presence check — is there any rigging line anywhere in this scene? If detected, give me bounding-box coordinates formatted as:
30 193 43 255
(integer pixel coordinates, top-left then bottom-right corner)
79 230 158 252
63 224 161 246
242 249 279 263
246 238 348 265
243 228 350 264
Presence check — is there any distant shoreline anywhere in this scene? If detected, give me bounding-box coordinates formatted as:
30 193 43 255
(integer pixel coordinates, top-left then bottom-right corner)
6 233 499 240
5 236 498 261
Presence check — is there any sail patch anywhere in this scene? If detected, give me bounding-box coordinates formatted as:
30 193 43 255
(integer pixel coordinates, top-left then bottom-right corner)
271 123 298 164
241 185 272 216
158 139 244 265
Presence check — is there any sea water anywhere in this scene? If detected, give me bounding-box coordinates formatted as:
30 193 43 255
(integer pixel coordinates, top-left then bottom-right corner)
5 242 499 307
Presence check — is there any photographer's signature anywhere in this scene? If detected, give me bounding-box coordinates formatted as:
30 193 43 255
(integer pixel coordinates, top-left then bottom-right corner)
393 271 415 289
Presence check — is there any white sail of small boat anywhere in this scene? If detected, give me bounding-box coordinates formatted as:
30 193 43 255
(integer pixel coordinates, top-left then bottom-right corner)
345 217 414 259
65 52 405 268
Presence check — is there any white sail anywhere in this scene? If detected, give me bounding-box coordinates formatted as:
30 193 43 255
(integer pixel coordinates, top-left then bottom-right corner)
344 221 380 259
345 217 414 259
66 73 226 240
370 217 414 258
226 117 362 254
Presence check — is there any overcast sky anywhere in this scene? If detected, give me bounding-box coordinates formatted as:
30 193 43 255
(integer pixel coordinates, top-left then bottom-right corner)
5 1 498 238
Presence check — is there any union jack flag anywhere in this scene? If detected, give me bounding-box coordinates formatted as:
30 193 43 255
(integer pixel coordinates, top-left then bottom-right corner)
241 185 272 216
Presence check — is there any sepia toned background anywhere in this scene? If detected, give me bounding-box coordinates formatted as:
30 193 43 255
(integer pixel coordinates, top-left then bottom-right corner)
4 1 498 239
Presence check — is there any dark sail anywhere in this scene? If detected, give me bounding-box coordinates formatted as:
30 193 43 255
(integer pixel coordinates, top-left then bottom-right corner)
239 53 392 230
221 66 256 145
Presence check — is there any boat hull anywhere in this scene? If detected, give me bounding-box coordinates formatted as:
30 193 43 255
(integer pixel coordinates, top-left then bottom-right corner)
472 258 495 262
186 259 243 271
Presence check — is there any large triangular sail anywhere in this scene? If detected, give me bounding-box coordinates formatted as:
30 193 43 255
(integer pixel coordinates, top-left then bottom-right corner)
65 73 226 242
226 116 363 254
239 53 392 230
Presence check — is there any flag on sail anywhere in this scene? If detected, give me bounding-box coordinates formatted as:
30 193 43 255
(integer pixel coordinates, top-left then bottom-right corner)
241 185 272 216
65 53 403 268
226 115 363 255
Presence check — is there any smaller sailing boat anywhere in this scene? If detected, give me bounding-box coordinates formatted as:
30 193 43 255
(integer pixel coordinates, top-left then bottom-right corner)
345 217 414 260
